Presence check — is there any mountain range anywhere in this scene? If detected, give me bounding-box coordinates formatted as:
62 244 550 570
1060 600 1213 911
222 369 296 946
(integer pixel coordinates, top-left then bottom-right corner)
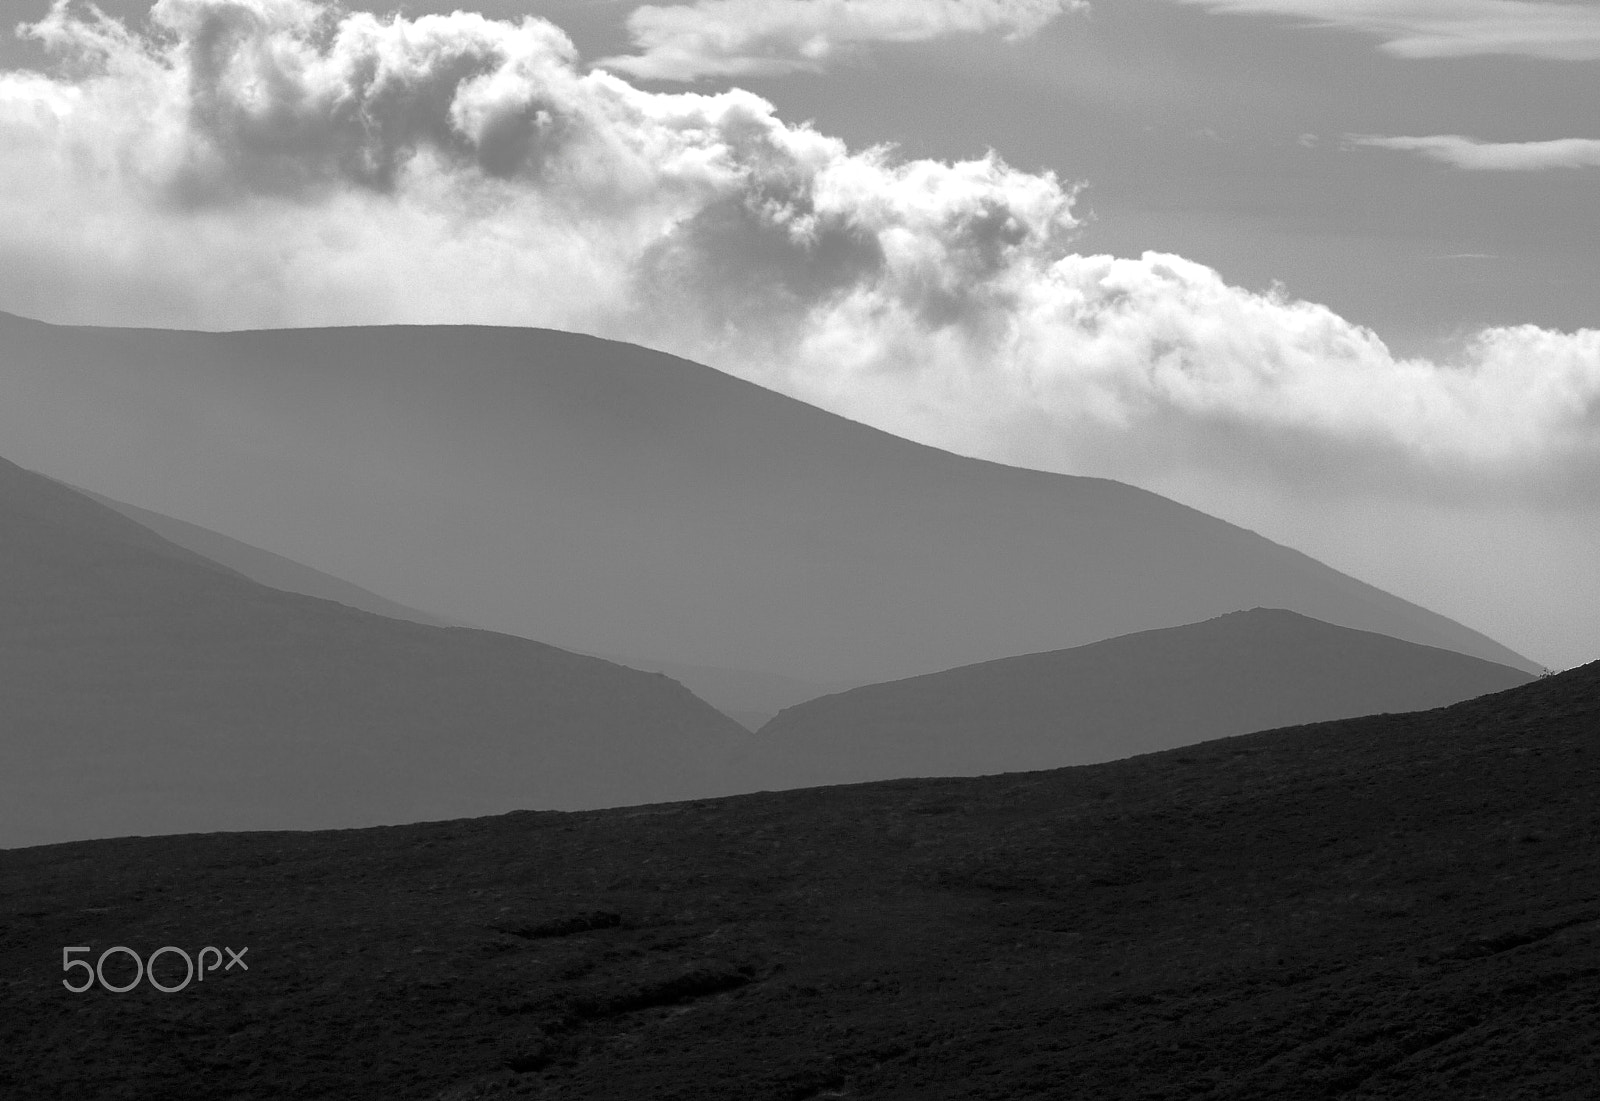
0 454 749 849
0 309 1552 845
3 310 1589 1096
1 447 1535 846
0 311 1537 721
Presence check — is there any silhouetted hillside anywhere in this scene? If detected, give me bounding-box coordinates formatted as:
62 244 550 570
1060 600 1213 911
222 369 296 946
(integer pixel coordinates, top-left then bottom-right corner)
72 482 848 726
572 652 853 731
0 456 751 848
3 660 1595 1099
738 608 1534 789
73 481 461 628
0 311 1537 694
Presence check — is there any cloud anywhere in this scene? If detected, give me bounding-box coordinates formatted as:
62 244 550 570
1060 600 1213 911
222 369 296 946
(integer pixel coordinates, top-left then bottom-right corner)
1167 0 1600 60
598 0 1082 82
1350 133 1600 170
2 0 1599 509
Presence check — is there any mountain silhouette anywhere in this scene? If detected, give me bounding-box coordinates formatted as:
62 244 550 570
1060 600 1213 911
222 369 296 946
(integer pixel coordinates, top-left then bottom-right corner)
564 652 852 731
71 480 850 727
0 455 751 849
75 480 1528 748
72 481 462 627
737 608 1534 790
0 311 1536 692
3 658 1594 1099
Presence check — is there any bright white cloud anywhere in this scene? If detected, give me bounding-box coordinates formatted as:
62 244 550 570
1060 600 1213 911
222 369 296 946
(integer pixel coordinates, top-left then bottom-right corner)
1169 0 1600 60
1351 133 1600 170
2 0 1599 512
598 0 1082 81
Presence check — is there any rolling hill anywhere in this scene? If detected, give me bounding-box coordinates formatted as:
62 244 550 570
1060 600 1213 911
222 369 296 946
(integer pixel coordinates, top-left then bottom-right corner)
0 455 751 849
72 480 850 727
72 480 462 628
0 311 1537 693
737 608 1535 790
2 655 1594 1099
75 480 1528 746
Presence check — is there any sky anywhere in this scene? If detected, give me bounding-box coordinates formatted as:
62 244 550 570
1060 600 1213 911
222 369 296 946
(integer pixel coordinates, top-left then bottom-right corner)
0 0 1596 669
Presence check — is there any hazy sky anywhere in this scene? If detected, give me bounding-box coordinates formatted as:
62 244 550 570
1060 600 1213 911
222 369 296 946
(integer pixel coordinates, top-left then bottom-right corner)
0 0 1596 668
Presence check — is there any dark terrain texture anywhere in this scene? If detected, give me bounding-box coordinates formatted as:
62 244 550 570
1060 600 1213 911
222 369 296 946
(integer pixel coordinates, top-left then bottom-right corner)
0 455 750 848
3 662 1596 1099
740 609 1534 788
0 310 1537 693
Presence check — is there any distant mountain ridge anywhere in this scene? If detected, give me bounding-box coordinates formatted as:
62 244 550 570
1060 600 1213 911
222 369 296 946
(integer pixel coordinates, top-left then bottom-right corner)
70 481 463 628
736 608 1534 791
0 455 751 849
46 479 1532 754
1 451 1538 854
0 311 1537 691
70 480 847 727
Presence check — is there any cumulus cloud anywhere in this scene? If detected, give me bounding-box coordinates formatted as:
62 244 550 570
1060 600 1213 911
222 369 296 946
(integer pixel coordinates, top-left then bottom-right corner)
1350 133 1600 170
597 0 1081 82
1168 0 1600 60
2 0 1599 507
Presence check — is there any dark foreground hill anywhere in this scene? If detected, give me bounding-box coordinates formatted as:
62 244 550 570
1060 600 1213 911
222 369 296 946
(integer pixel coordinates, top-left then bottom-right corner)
3 662 1596 1100
739 609 1534 789
0 456 750 848
0 311 1536 694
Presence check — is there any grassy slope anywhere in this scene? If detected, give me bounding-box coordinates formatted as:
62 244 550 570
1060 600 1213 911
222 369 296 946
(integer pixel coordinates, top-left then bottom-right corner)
2 661 1595 1100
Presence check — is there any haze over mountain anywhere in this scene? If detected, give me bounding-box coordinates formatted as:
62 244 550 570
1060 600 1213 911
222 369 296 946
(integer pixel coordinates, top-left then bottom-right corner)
5 658 1595 1099
73 481 1523 742
0 312 1537 695
73 482 462 629
74 481 847 727
0 455 751 849
568 654 851 733
739 608 1535 791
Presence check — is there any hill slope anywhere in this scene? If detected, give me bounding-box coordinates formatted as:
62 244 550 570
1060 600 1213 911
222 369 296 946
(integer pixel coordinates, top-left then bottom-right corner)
2 660 1595 1099
0 456 751 848
71 481 462 627
0 310 1536 684
69 481 848 725
739 608 1535 789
